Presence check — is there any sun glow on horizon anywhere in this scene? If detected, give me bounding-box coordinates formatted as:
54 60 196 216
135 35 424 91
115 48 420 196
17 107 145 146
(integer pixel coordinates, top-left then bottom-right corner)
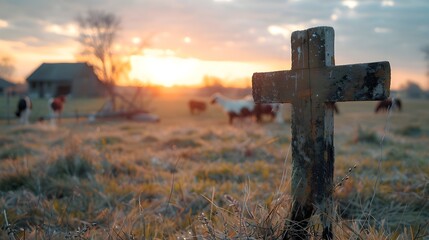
129 50 276 87
130 55 200 87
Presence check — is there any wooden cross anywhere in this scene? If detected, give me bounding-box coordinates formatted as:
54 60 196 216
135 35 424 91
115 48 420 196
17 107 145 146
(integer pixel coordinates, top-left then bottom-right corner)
252 26 390 239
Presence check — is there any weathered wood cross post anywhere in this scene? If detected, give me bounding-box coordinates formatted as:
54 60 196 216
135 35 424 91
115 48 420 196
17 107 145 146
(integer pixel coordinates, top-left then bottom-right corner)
252 26 390 239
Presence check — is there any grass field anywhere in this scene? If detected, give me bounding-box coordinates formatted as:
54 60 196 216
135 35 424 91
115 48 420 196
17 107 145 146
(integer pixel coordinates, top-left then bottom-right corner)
0 93 428 239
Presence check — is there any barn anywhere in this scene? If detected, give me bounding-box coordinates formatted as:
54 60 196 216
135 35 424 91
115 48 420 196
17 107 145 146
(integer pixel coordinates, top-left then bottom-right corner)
0 77 15 95
26 62 106 98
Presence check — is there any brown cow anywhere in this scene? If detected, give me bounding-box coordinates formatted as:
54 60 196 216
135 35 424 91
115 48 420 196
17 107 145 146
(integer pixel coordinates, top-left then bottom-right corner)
254 104 277 123
188 99 207 114
375 98 402 113
49 95 66 125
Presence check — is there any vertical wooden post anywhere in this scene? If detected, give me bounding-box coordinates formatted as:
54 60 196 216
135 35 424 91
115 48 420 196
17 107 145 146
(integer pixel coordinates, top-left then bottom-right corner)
252 26 390 240
288 27 335 240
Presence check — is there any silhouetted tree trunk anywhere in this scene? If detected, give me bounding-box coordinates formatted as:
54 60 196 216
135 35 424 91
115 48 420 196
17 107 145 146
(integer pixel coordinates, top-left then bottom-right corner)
76 10 129 110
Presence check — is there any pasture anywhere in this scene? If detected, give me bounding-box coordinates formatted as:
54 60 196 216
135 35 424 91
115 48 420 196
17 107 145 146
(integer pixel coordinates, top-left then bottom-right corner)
0 93 428 239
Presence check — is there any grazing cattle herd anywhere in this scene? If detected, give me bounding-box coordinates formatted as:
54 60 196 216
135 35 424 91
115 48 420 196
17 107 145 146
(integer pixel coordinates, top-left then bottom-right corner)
12 93 403 125
13 95 66 126
207 93 402 124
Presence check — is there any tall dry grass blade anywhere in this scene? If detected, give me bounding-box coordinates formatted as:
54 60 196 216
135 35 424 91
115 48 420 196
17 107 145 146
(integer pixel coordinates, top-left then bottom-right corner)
3 210 16 240
210 186 215 220
364 97 394 229
276 142 291 197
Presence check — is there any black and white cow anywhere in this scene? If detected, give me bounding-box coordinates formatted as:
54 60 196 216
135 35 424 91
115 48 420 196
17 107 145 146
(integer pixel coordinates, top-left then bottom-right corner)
211 93 255 124
15 96 32 125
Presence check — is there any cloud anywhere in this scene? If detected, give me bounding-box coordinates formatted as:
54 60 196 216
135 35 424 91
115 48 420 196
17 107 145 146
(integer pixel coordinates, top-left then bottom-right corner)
342 0 359 9
374 27 391 33
381 0 395 7
0 19 8 28
268 23 315 39
44 23 79 37
268 25 291 39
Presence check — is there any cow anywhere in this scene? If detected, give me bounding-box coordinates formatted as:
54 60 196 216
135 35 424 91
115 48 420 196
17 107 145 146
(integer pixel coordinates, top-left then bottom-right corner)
49 95 66 125
211 93 255 125
254 103 278 123
188 100 207 114
327 102 340 114
375 98 402 113
15 96 32 125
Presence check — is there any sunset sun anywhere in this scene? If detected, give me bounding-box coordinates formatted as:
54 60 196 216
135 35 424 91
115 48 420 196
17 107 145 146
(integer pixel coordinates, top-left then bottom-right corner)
130 54 200 87
129 50 276 88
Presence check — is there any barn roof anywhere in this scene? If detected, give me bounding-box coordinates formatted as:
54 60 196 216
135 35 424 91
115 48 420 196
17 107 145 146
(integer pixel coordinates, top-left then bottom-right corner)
0 77 16 88
26 62 98 82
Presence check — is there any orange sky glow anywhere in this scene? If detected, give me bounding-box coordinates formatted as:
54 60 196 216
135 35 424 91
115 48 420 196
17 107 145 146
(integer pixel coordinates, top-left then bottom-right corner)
128 52 421 90
1 37 425 90
1 1 428 90
128 49 280 88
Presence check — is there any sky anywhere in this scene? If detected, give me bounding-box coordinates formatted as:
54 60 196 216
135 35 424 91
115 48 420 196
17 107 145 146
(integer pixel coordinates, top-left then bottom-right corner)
0 0 428 89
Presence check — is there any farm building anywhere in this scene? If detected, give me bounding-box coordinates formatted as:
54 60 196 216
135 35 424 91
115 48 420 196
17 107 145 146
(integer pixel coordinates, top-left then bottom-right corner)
0 77 15 95
26 62 106 98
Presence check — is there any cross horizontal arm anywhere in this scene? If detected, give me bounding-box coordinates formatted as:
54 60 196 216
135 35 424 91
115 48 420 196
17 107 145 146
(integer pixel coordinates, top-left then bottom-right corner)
252 69 309 104
252 61 390 104
312 61 391 102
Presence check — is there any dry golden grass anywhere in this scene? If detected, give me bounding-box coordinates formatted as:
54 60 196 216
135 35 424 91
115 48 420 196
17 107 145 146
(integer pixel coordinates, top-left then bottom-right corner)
0 93 428 239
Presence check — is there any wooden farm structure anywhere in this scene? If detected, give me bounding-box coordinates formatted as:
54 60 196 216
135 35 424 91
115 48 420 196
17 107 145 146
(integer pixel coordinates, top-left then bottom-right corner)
26 62 106 98
0 77 15 95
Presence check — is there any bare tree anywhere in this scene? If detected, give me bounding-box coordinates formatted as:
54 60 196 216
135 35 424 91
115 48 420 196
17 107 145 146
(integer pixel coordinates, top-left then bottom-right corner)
0 56 15 79
76 10 129 110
